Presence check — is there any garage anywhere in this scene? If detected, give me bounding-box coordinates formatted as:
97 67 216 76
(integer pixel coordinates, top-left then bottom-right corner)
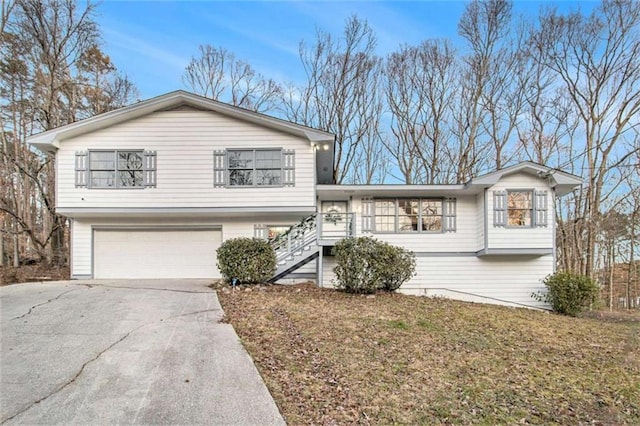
93 229 222 279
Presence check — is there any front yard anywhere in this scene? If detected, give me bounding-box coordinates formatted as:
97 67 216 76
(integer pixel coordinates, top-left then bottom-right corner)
218 284 640 425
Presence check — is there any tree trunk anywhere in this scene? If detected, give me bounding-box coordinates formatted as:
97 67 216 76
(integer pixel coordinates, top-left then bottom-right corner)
609 245 614 311
12 232 19 268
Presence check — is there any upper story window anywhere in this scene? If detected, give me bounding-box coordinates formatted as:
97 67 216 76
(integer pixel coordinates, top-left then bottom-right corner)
374 198 444 233
494 189 548 228
228 149 282 187
214 148 295 188
89 151 143 188
507 191 533 227
75 150 156 189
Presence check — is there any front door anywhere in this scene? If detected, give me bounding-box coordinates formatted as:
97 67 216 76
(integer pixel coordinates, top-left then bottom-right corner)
320 201 349 239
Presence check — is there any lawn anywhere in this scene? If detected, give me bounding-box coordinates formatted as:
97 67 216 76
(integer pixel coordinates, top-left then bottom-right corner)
218 284 640 425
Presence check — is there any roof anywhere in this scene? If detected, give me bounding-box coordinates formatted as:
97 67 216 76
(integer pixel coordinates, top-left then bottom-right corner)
318 162 582 197
470 161 582 196
27 90 335 153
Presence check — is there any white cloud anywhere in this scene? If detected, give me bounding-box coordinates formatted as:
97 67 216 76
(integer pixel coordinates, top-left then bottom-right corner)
103 27 190 71
200 11 301 57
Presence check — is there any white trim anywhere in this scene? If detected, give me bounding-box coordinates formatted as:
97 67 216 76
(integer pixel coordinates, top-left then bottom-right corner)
414 252 477 257
57 206 317 216
476 248 552 256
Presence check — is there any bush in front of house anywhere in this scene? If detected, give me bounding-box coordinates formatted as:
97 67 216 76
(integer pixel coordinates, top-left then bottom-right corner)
333 236 416 294
377 243 417 291
216 237 276 284
532 271 599 316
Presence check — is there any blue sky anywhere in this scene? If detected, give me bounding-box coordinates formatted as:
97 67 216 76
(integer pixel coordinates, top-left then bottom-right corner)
96 1 598 100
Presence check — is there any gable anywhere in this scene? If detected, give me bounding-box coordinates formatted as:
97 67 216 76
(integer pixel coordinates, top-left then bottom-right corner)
27 90 334 151
469 162 581 196
62 107 312 148
28 90 336 185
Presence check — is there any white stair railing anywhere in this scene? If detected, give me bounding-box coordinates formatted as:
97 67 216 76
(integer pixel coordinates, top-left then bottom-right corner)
270 214 318 264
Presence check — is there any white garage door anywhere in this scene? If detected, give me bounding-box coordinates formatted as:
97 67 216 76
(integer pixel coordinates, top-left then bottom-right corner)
94 229 222 279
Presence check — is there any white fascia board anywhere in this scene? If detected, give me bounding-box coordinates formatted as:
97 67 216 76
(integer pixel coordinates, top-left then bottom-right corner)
470 162 549 185
468 161 582 196
316 184 477 198
56 206 317 219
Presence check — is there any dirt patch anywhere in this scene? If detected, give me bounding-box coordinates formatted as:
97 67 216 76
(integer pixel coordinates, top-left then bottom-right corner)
219 284 640 425
0 264 70 286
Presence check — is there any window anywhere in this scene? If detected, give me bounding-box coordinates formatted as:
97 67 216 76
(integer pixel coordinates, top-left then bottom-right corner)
75 150 155 188
422 200 443 231
375 199 396 232
214 149 294 188
374 198 445 233
398 199 419 231
254 224 291 240
267 225 290 240
89 150 143 188
494 190 547 228
507 190 533 227
228 149 282 187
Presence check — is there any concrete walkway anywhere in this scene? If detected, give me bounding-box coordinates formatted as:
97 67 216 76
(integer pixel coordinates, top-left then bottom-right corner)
0 280 285 425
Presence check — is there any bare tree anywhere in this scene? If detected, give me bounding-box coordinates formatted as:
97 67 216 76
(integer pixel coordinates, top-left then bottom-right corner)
515 24 578 166
183 44 283 113
385 40 457 184
531 0 640 277
1 0 137 266
452 0 515 181
283 16 383 183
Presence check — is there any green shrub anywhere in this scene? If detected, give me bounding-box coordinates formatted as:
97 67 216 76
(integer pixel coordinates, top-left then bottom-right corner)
333 237 416 294
216 237 276 284
532 272 599 316
377 243 417 291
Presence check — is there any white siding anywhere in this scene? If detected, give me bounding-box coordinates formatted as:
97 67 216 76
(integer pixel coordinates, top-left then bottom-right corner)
57 108 315 209
72 217 316 279
350 195 478 252
320 254 552 309
71 219 92 277
487 174 553 249
402 255 553 309
321 255 337 288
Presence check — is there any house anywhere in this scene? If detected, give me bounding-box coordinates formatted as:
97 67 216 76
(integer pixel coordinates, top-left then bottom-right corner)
28 90 582 309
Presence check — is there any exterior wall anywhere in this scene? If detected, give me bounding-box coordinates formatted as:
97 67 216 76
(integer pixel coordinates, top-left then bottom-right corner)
350 195 478 253
322 255 338 287
320 254 552 309
71 216 316 279
402 255 552 309
486 173 553 250
319 176 555 308
57 108 316 209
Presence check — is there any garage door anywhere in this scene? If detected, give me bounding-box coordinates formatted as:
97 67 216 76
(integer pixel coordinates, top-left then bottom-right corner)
94 229 222 279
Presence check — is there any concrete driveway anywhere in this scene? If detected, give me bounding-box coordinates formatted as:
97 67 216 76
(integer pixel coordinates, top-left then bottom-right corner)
0 280 285 425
